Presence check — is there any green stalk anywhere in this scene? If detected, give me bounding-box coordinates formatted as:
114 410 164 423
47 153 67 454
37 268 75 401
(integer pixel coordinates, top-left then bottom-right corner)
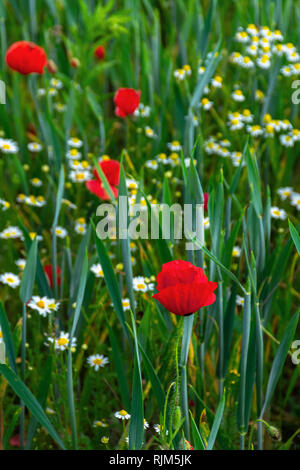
180 315 194 440
255 300 264 449
217 281 224 398
237 281 251 449
20 302 27 449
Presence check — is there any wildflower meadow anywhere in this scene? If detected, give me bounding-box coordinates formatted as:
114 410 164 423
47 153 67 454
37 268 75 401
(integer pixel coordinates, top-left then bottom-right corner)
0 0 299 453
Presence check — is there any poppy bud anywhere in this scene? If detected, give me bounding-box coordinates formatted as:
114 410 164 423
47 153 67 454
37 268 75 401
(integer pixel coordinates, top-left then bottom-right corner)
94 45 106 60
47 59 58 74
70 57 80 68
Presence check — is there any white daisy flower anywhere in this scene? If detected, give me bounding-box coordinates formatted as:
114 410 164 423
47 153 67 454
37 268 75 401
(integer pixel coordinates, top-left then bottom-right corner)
55 227 68 238
145 159 159 170
50 78 63 89
174 68 186 81
156 153 169 164
291 192 300 210
290 129 300 141
0 199 10 211
235 30 249 43
232 246 241 257
167 141 181 151
281 65 294 77
241 109 254 123
277 187 293 201
90 263 104 278
256 55 271 69
133 276 148 292
87 354 109 371
115 410 131 420
211 75 222 88
246 24 258 36
28 296 60 317
37 88 46 97
247 125 263 137
229 119 244 131
270 206 287 219
204 217 210 230
236 295 245 306
0 139 19 154
0 273 20 288
200 97 213 110
54 103 66 112
145 126 156 138
48 87 58 97
232 89 245 102
93 420 108 428
240 56 254 68
67 137 83 148
75 221 87 235
30 177 43 187
134 103 151 117
15 258 26 270
28 142 42 152
66 148 82 160
69 170 91 183
280 134 294 147
122 298 131 311
52 332 76 351
246 44 258 57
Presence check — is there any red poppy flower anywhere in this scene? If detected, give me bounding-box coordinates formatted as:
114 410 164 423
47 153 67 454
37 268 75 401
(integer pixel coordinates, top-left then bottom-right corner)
114 88 140 117
94 45 106 61
86 159 120 200
153 260 217 316
44 265 61 289
204 192 209 212
5 41 47 75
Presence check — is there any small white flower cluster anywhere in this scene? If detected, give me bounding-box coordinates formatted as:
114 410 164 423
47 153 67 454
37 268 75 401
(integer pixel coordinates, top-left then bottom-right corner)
16 193 46 208
203 138 245 168
0 226 23 240
231 25 299 73
277 187 300 211
174 65 192 81
133 276 155 292
66 137 93 183
75 217 87 235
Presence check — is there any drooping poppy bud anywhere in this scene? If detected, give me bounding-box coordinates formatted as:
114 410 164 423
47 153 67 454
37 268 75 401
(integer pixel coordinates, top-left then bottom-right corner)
114 88 140 118
204 192 209 212
94 45 106 61
153 260 217 316
70 57 80 68
47 59 58 74
6 41 47 75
